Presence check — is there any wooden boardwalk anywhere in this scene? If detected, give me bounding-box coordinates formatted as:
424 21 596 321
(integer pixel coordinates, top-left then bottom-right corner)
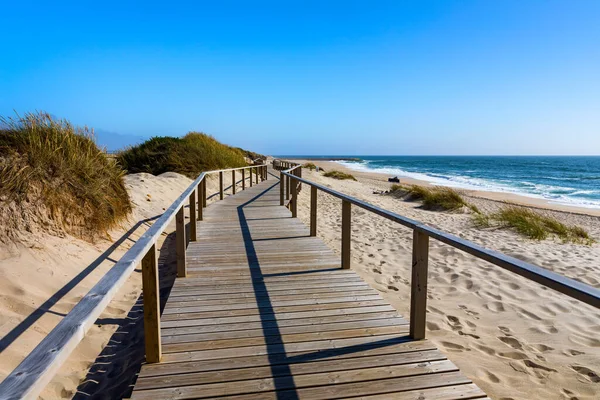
130 173 488 399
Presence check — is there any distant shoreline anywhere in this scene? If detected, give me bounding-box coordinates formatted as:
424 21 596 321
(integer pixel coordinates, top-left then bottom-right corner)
288 158 600 217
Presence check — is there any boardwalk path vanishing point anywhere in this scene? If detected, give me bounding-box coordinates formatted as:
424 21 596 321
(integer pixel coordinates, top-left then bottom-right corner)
130 168 488 399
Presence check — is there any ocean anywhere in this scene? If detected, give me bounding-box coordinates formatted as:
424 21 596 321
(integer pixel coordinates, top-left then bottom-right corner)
305 156 600 209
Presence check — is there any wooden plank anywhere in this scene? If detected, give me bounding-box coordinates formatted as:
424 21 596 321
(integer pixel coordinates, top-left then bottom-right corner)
159 333 410 363
188 189 196 241
219 171 224 199
141 244 161 363
162 324 409 353
342 199 351 269
160 305 396 328
138 339 437 378
310 185 317 236
162 318 406 344
134 350 447 390
410 230 429 340
131 361 460 399
175 206 186 278
161 311 403 336
231 170 236 194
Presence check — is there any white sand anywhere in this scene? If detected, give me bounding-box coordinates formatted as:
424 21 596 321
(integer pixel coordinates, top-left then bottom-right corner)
292 162 600 399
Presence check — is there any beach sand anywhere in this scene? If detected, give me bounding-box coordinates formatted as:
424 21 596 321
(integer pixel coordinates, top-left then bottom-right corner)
0 172 228 399
291 160 600 399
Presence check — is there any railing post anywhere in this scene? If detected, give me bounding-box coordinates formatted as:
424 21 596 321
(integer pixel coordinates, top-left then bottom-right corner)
142 243 161 363
202 178 207 208
280 172 285 206
232 170 236 195
264 165 267 180
286 175 290 200
250 168 253 187
410 230 430 340
298 166 302 192
198 182 203 221
242 168 246 190
189 189 197 242
255 167 259 184
219 171 224 200
310 186 317 236
176 206 187 277
291 176 297 217
341 200 351 269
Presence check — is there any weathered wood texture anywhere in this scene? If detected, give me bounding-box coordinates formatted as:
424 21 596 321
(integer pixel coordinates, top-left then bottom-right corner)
131 168 485 400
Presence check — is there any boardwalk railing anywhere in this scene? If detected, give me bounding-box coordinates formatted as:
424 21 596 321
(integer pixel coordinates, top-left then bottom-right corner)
275 159 600 341
0 164 268 400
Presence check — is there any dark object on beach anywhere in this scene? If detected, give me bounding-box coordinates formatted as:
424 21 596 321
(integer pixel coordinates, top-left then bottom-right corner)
388 177 400 183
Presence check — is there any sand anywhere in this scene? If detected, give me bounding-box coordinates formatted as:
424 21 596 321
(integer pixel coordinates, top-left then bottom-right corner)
291 160 600 399
0 172 227 399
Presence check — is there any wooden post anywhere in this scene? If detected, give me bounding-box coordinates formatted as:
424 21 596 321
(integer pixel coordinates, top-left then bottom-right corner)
264 165 267 180
142 243 161 363
255 167 259 184
280 172 284 206
286 175 290 200
202 178 207 208
198 183 203 221
176 207 186 277
189 190 196 242
298 166 302 192
219 171 224 200
232 170 236 195
310 186 317 236
291 177 297 218
250 169 253 187
341 200 351 269
410 230 430 340
242 168 246 190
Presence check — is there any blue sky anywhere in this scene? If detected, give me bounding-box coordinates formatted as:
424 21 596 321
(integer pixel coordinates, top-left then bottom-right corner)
1 1 599 155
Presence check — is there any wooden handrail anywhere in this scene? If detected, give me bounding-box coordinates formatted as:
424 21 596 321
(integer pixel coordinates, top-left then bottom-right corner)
0 164 267 400
274 159 600 342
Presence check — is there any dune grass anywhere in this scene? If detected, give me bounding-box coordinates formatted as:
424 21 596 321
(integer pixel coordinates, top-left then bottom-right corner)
117 132 247 178
475 205 594 244
0 112 131 240
390 184 471 211
323 170 357 181
303 162 318 171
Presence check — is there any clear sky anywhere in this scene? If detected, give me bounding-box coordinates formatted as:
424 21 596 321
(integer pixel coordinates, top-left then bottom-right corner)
1 1 599 155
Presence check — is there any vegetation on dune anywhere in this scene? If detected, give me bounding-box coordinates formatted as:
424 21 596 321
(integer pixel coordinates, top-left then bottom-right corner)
233 147 265 163
303 162 318 171
0 112 131 240
474 205 594 244
389 184 472 211
323 170 357 181
117 132 248 178
389 183 593 244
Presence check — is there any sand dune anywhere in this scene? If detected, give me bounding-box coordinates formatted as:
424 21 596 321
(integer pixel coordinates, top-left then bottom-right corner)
293 162 600 400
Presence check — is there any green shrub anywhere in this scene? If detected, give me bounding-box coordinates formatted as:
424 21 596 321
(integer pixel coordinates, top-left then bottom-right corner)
323 170 357 181
303 162 318 171
0 112 131 240
474 205 594 244
390 184 468 211
117 132 247 178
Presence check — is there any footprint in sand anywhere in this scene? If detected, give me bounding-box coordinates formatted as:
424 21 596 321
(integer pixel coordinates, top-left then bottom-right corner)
498 336 523 350
440 341 466 352
570 365 600 383
485 301 505 313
